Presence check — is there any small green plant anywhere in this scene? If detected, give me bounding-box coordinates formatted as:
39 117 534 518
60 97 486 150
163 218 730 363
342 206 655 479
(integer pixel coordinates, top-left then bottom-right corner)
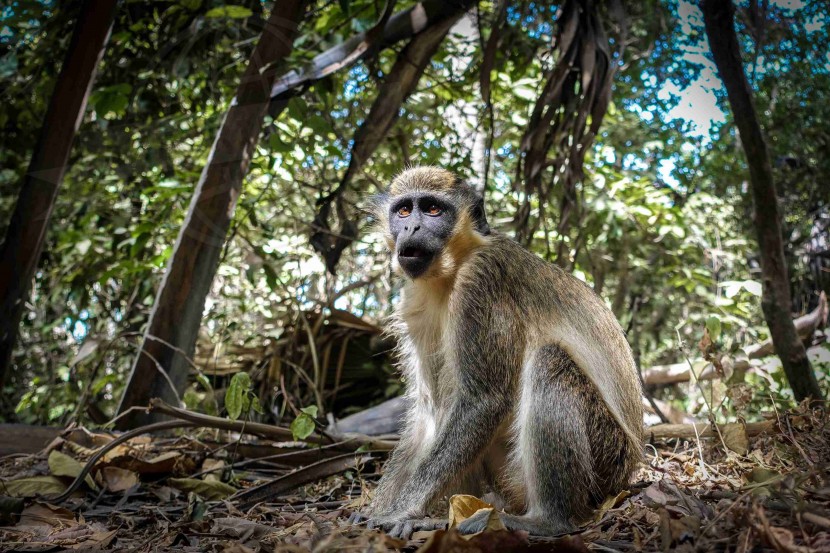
290 405 319 440
224 372 263 420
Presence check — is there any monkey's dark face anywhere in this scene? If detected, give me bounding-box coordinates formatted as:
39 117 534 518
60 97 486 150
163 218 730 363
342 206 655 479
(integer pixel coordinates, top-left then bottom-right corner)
388 192 457 279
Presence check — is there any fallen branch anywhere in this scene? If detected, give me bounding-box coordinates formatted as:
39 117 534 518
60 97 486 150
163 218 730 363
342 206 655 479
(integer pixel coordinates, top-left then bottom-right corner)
646 419 776 441
643 292 827 386
233 452 374 509
149 398 396 452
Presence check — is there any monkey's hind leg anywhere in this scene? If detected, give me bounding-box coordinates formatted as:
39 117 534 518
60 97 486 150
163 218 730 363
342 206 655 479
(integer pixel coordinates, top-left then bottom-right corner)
460 344 626 536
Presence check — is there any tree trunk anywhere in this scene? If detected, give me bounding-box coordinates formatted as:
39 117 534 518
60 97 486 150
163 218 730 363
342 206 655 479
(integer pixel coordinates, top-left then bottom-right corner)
0 0 118 387
116 1 478 428
267 0 478 105
115 0 308 428
341 16 459 189
311 13 461 273
701 0 823 402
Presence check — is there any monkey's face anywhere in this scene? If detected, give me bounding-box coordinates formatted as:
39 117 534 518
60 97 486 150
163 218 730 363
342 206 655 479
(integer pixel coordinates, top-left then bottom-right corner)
388 192 457 279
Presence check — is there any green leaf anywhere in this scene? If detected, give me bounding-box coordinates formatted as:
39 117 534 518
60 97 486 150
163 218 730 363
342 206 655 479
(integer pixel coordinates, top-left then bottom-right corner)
290 412 316 440
205 5 252 18
195 373 212 392
300 405 318 417
705 315 722 342
339 0 351 16
48 450 98 490
742 280 762 297
1 476 66 498
90 84 132 119
225 372 251 420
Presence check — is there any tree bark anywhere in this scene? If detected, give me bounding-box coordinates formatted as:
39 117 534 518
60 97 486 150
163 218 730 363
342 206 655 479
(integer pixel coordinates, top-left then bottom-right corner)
311 12 461 272
0 0 118 387
268 0 477 105
701 0 823 402
116 1 479 428
340 16 459 190
115 0 308 428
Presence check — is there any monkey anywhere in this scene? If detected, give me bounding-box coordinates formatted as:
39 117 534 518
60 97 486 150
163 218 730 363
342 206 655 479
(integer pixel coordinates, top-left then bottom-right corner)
348 166 643 538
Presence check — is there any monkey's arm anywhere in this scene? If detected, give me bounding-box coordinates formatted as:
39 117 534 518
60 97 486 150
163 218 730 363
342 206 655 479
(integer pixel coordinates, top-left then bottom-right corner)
368 399 434 514
384 391 511 518
372 300 521 521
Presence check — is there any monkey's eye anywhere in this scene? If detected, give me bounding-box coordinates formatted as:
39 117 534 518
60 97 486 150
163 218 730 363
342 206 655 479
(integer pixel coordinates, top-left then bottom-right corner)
425 204 442 216
397 205 411 217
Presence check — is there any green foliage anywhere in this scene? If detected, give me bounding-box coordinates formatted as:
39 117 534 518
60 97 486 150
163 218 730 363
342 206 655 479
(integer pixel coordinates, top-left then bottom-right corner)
224 371 263 421
1 0 826 424
205 6 253 19
290 405 319 441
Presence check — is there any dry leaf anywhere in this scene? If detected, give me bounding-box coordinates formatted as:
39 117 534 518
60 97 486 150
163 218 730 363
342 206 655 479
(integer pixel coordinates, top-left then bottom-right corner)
202 458 226 483
103 449 185 475
447 494 493 528
447 494 506 535
17 502 76 528
68 528 117 549
98 466 139 493
593 489 631 522
1 476 66 498
722 423 749 455
169 477 236 500
211 517 275 539
416 529 588 553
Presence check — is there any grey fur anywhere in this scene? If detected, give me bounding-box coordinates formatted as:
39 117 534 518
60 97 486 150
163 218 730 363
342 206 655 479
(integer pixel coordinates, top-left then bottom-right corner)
353 167 643 537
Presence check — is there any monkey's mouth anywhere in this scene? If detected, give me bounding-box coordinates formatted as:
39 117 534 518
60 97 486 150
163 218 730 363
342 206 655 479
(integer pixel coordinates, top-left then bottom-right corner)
399 246 430 259
397 244 436 278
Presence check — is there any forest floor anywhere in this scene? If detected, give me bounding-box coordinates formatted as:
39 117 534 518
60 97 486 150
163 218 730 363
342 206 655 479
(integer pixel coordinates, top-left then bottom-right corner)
0 405 828 553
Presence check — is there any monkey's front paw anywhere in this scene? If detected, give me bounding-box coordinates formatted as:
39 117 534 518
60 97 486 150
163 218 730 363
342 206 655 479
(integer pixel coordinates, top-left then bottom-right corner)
349 512 446 539
380 517 447 540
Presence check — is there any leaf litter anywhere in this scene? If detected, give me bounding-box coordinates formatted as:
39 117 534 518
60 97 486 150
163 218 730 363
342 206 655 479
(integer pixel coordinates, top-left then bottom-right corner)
0 404 827 552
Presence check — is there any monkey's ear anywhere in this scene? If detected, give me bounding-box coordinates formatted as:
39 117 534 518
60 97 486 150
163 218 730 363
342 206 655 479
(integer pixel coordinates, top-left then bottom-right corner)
471 195 491 235
366 192 389 219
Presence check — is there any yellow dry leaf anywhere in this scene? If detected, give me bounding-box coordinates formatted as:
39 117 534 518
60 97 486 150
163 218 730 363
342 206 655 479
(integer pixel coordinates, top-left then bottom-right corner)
99 466 139 493
447 494 493 528
447 494 505 535
1 476 66 498
48 450 98 491
593 489 631 522
721 423 748 455
201 458 226 483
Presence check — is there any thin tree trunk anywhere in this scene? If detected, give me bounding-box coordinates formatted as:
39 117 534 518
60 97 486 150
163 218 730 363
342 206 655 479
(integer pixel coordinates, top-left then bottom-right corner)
311 13 461 272
341 16 459 189
0 0 118 387
702 0 823 402
115 0 307 428
117 1 478 428
267 0 477 105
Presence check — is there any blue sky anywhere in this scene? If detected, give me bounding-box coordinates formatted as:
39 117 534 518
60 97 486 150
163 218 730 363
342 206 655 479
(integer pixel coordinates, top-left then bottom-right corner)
653 0 824 185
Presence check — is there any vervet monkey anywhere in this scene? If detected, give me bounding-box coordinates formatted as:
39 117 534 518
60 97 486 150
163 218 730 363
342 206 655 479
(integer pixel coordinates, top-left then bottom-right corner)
349 167 643 537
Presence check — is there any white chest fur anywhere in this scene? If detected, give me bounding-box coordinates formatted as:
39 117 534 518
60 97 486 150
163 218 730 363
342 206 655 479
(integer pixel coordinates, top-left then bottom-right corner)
397 280 457 413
